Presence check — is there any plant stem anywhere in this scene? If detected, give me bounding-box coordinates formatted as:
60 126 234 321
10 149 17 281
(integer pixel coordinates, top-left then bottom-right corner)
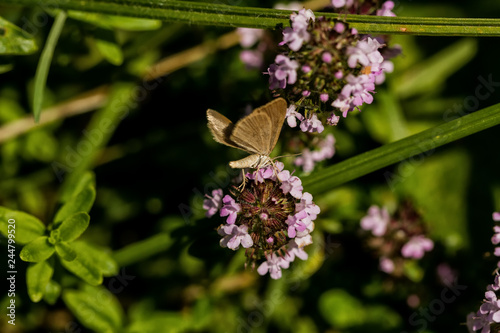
302 102 500 194
3 0 500 36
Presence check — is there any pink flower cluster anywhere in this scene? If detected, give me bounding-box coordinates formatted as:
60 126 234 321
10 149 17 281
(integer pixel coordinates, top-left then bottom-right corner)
203 162 320 279
467 212 500 332
360 204 434 274
294 134 336 172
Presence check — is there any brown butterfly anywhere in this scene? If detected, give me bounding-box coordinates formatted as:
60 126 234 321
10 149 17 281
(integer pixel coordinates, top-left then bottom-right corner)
206 98 287 169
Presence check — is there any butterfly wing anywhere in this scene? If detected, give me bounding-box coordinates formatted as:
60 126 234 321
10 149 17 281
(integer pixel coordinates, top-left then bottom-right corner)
252 98 287 155
230 112 273 155
206 109 242 150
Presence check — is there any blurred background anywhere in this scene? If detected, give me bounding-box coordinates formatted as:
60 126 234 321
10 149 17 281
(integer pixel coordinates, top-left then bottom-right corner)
1 0 500 332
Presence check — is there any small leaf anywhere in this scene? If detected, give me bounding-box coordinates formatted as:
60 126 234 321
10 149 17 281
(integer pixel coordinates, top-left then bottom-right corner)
54 186 96 224
55 212 90 242
43 280 62 305
63 285 124 333
20 236 55 262
26 260 54 302
55 241 77 261
32 10 67 122
75 241 118 276
0 207 45 244
60 171 95 204
94 30 123 66
0 16 38 55
60 242 102 285
319 289 365 328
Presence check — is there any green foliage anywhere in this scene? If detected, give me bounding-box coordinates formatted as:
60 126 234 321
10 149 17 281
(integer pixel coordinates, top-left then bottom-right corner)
26 260 54 302
63 285 124 333
0 16 38 55
0 207 45 244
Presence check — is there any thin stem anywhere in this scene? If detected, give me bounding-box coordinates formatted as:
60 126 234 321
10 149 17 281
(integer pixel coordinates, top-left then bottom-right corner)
2 0 500 36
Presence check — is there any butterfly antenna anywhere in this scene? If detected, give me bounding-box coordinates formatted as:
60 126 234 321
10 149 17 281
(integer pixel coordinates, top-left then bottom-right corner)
272 153 302 160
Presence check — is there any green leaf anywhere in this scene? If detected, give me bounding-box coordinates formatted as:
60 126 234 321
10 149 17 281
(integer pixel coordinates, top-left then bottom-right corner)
60 171 95 204
94 30 123 66
54 212 90 242
393 38 477 99
67 10 161 31
43 280 62 305
20 236 55 262
59 242 103 285
0 16 38 55
0 63 13 74
75 241 118 276
3 0 500 36
60 241 118 284
55 241 78 261
32 10 67 123
26 260 54 302
0 207 45 244
63 285 124 333
54 186 96 224
318 289 365 328
396 149 471 251
113 233 172 267
303 101 500 195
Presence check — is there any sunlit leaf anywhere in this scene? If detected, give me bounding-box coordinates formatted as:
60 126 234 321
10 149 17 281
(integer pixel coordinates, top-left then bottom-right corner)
20 236 55 262
54 212 90 242
0 16 37 55
43 280 62 305
53 186 96 224
0 207 46 244
27 260 54 302
94 30 123 66
32 11 67 122
319 289 365 328
63 284 124 333
55 241 77 261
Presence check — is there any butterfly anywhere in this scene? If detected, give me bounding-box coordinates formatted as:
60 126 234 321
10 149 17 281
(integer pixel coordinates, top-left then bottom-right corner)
206 98 287 169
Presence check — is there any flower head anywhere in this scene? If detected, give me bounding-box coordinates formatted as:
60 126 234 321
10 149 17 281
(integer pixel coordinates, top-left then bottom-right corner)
361 205 390 236
401 235 434 259
207 163 319 279
203 189 223 217
266 55 299 89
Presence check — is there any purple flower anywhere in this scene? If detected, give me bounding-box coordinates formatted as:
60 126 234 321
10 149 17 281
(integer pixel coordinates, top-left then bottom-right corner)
361 205 390 237
203 189 223 217
377 1 396 17
295 134 336 172
220 195 241 224
237 28 264 48
266 55 299 89
494 212 500 221
320 93 329 102
286 210 310 238
294 149 315 173
300 113 324 133
379 257 395 273
401 235 434 259
240 50 264 69
327 113 340 126
296 192 320 222
278 169 303 199
280 9 315 51
372 60 394 85
218 224 253 250
257 253 290 279
346 37 384 68
321 52 332 63
285 239 309 262
331 0 354 8
333 74 375 116
334 22 345 33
